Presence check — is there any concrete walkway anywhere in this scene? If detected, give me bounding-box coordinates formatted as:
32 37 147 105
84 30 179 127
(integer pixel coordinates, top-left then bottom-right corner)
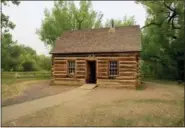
2 87 92 124
79 84 97 90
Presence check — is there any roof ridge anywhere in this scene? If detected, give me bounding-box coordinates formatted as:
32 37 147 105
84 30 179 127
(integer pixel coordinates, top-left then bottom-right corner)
62 25 140 34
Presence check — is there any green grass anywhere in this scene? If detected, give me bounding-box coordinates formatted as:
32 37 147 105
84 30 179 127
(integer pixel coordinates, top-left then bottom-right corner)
2 77 51 85
2 71 51 85
142 78 181 85
112 117 135 126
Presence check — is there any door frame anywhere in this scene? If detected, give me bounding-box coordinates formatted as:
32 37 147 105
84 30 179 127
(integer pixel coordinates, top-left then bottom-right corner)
85 60 97 83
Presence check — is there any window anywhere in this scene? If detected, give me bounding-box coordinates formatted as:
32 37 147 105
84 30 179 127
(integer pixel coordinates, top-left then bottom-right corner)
68 61 75 75
109 61 118 76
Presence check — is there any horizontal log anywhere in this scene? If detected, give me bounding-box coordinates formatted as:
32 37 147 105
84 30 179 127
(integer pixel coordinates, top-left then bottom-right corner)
53 73 67 76
119 65 137 69
54 65 66 68
97 79 135 82
54 64 64 67
76 72 85 75
119 58 136 61
53 71 66 74
119 64 137 67
97 61 108 63
119 61 137 64
98 71 108 74
76 60 85 62
76 61 85 64
54 62 66 64
76 68 85 71
77 64 86 67
97 60 109 62
97 64 107 66
116 76 136 80
119 72 137 76
97 66 107 69
98 73 108 76
54 59 67 62
98 66 108 69
54 75 67 78
53 67 66 71
54 77 84 81
97 76 108 79
76 76 85 78
76 70 85 72
119 69 137 72
97 56 136 59
98 69 107 72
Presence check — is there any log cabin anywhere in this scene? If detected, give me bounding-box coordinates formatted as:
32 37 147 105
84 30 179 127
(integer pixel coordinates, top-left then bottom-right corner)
50 23 141 88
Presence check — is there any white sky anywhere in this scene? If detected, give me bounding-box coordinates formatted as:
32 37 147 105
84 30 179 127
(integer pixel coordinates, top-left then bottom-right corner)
2 1 146 56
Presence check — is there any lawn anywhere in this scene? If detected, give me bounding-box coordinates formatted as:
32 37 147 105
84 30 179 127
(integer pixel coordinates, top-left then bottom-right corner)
2 81 184 127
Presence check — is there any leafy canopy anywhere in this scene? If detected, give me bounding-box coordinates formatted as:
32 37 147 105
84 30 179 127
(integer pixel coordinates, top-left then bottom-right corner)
36 1 103 48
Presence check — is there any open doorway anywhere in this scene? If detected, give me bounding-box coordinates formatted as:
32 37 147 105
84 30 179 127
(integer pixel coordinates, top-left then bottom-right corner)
86 61 96 83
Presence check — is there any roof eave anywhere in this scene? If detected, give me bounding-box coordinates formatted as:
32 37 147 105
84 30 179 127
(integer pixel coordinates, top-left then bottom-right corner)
50 50 141 54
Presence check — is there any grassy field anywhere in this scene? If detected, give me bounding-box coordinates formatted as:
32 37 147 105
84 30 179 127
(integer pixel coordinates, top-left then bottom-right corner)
3 80 184 127
2 72 51 102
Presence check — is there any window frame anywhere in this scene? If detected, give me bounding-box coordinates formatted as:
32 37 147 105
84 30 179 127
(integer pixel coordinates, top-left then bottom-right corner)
108 60 119 77
68 60 76 76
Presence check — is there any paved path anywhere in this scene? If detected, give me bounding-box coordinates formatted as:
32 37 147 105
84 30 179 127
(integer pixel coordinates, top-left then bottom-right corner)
2 87 92 124
79 84 97 90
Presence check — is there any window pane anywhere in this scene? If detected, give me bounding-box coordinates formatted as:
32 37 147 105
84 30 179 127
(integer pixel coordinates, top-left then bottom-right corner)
109 61 118 76
68 61 75 75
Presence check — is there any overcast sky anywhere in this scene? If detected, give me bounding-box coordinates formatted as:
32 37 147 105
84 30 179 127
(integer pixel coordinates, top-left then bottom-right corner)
3 1 146 56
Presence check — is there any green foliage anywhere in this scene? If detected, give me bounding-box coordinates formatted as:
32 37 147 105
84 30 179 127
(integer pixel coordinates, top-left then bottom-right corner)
137 1 184 81
36 1 103 48
36 55 51 71
1 41 51 72
22 60 37 71
1 0 20 33
104 15 136 27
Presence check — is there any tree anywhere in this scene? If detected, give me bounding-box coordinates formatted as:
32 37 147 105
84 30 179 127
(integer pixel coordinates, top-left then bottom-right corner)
1 1 52 72
1 0 20 33
36 1 103 48
104 15 136 27
136 1 184 81
1 0 21 71
37 55 51 71
22 60 38 71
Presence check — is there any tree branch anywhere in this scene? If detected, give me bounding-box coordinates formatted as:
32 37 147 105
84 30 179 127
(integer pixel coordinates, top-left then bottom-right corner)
164 1 175 11
141 22 161 29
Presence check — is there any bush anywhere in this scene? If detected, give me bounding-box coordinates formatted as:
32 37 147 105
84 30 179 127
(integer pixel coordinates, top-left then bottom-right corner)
22 60 38 71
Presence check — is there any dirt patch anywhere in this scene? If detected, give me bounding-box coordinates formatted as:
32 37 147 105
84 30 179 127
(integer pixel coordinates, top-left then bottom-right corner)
2 82 184 126
2 81 77 107
2 80 45 101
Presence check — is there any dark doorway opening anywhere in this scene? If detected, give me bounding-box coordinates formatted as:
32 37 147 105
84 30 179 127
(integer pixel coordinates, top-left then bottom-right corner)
86 61 96 83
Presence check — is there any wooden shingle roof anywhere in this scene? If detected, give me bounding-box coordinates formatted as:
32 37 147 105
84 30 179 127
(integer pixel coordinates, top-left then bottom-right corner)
51 25 141 54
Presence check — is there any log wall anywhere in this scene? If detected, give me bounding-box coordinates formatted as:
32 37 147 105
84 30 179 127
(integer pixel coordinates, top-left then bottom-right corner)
51 52 140 88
